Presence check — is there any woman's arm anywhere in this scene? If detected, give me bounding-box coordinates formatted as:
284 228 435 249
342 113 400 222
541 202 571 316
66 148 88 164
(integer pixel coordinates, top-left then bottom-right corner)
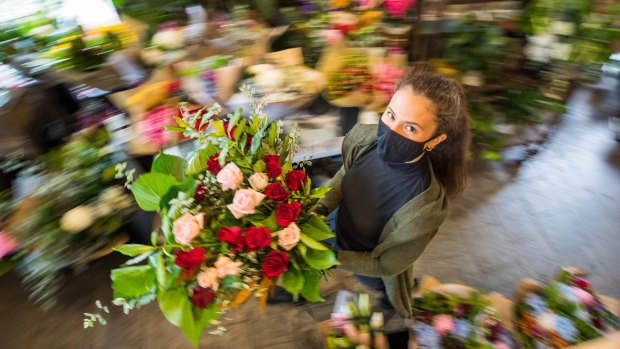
316 165 345 215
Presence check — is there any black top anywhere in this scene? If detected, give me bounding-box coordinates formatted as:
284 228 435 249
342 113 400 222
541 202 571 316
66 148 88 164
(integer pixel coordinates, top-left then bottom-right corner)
336 141 431 251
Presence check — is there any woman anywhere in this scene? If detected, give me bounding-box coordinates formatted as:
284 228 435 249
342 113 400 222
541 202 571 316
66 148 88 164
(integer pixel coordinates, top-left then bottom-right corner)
315 64 471 318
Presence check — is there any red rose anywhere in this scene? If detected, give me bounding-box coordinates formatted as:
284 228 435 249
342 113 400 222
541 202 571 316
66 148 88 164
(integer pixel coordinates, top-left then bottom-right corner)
206 153 222 174
175 247 205 271
191 286 216 308
263 155 282 178
244 135 253 150
275 201 301 226
194 183 207 202
223 121 238 140
244 226 272 252
574 276 591 290
261 250 289 279
285 170 307 191
217 226 244 252
264 183 289 203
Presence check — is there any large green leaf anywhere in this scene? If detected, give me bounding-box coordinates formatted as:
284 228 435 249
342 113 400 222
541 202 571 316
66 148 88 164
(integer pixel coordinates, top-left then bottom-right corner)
257 213 279 232
131 173 179 211
149 252 167 288
300 233 328 250
300 269 324 302
115 244 158 257
282 266 303 299
299 215 335 241
310 186 331 198
302 249 339 270
152 153 188 183
157 287 219 347
111 265 155 299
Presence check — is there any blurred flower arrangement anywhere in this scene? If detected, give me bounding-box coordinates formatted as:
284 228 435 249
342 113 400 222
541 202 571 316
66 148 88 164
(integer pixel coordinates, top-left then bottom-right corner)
326 292 387 349
442 15 508 83
326 52 372 101
36 23 138 72
411 289 517 349
523 0 620 84
514 268 619 348
86 86 338 346
0 128 136 309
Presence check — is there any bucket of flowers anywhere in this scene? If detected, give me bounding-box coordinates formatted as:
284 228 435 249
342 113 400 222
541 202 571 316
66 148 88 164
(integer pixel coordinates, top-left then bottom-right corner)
514 268 620 348
410 282 517 349
84 86 339 347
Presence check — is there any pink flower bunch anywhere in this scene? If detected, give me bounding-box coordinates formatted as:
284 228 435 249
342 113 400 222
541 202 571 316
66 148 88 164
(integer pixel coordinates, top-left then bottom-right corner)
0 232 18 258
373 61 403 100
355 0 380 10
137 105 178 148
384 0 415 18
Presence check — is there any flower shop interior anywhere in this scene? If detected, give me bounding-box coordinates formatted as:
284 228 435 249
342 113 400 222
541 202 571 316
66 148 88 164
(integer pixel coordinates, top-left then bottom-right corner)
1 0 620 348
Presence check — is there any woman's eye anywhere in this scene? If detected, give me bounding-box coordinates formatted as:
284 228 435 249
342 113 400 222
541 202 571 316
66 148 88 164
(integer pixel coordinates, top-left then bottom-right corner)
406 125 416 132
387 111 395 120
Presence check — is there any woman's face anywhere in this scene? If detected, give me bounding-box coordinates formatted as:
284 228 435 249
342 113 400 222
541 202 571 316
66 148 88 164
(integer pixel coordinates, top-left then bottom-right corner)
380 86 446 148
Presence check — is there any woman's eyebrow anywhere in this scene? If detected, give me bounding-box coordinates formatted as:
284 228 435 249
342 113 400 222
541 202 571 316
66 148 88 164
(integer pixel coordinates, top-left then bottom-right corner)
389 106 421 127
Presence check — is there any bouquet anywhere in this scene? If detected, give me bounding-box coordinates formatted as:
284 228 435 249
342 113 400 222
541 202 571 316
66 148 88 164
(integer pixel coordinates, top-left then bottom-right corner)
514 268 619 348
0 128 136 309
411 287 517 349
88 86 339 346
326 291 388 349
325 52 372 104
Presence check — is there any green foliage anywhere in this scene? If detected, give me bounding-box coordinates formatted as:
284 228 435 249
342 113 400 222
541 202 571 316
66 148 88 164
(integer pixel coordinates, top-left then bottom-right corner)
443 16 508 76
152 153 188 183
282 266 304 299
111 265 156 299
131 173 180 211
115 244 158 257
302 248 339 270
300 269 324 302
300 215 335 241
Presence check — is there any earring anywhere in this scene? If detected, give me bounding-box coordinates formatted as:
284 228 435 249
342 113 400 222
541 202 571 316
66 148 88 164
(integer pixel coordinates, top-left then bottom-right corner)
425 145 435 151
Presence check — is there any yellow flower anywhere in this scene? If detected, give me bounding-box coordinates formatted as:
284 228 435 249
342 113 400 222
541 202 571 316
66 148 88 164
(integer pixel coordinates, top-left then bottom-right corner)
58 34 82 43
329 0 351 8
49 43 72 52
359 11 383 27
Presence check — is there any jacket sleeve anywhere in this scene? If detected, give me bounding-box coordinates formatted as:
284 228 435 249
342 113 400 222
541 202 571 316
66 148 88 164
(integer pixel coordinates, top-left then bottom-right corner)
335 221 439 277
316 165 345 215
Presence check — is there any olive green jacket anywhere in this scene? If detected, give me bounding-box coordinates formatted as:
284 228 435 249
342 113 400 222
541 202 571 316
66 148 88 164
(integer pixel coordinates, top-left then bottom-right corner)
318 123 450 318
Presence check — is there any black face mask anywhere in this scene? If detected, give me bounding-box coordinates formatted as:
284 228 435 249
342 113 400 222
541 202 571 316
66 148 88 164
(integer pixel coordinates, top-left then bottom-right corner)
377 119 429 164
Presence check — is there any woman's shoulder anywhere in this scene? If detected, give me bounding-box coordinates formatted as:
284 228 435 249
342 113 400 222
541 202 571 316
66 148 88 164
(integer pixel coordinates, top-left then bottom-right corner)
344 123 378 147
342 123 378 169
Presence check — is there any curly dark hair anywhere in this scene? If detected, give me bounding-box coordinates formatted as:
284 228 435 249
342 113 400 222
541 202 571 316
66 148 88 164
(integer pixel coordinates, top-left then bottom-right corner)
396 63 471 200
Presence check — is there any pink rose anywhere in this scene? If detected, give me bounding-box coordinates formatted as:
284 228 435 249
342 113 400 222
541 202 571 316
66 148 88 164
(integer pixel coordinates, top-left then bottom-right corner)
226 189 266 219
384 0 415 18
433 314 455 336
321 29 343 44
216 162 243 191
0 232 18 258
277 223 301 250
214 256 243 277
571 286 596 307
197 267 220 291
493 342 511 349
248 173 269 191
173 212 205 245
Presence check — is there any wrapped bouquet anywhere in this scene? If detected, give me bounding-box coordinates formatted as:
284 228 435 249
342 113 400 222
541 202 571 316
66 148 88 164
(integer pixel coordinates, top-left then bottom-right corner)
411 284 517 349
325 291 388 349
514 268 619 348
89 86 339 346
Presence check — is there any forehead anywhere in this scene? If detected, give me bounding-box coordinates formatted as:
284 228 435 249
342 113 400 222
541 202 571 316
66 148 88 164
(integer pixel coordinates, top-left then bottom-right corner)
389 87 437 129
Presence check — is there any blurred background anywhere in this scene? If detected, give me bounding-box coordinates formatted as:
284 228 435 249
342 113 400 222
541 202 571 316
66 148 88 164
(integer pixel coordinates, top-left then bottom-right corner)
0 0 619 348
